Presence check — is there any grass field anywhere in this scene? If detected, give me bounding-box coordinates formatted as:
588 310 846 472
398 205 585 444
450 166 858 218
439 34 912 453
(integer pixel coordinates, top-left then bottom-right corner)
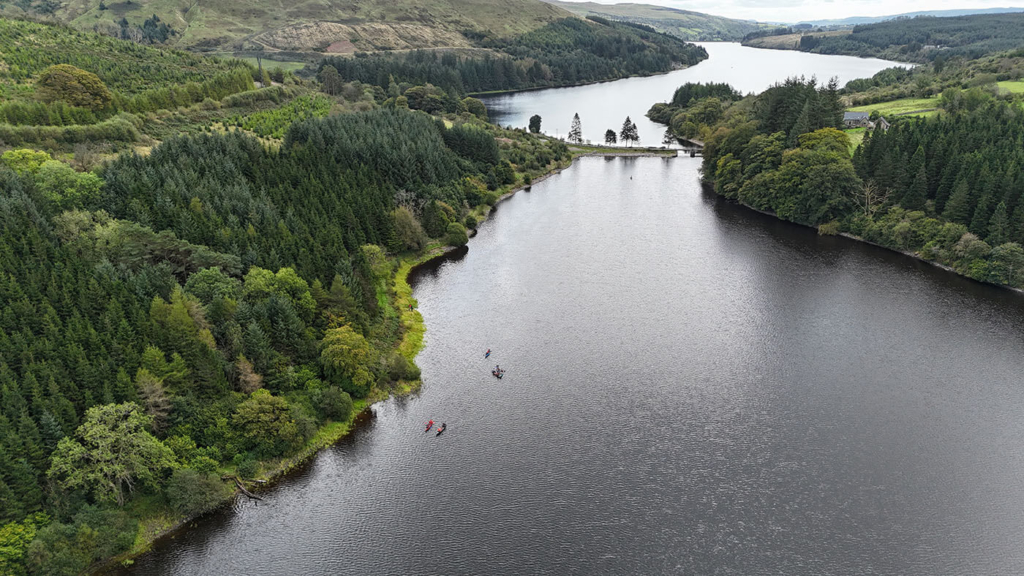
848 97 939 117
743 30 850 50
997 80 1024 94
229 56 308 73
844 127 866 154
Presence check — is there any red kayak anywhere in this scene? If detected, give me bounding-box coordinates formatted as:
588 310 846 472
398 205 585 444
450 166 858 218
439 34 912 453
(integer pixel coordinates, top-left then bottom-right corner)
424 421 434 432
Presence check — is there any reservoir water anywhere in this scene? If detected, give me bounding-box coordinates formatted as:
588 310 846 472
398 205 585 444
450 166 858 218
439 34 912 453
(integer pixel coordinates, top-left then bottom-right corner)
120 46 1024 575
481 42 906 145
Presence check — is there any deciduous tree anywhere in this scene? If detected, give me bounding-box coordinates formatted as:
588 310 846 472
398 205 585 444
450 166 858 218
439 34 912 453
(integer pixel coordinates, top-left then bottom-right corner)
36 64 113 110
47 403 176 506
529 114 542 133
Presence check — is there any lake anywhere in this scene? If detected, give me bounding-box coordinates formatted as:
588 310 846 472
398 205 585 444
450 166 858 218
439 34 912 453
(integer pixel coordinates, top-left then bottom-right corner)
481 42 905 145
120 45 1024 576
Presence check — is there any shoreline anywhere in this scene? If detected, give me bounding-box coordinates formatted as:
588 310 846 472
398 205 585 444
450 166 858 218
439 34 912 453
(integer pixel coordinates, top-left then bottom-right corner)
469 60 705 98
706 183 1024 296
106 150 1020 571
96 142 611 574
736 41 918 65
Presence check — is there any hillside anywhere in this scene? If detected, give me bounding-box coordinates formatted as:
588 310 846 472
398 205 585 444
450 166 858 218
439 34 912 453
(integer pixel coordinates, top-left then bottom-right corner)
2 0 571 52
0 18 242 96
543 0 763 41
0 14 588 575
321 17 708 95
796 7 1024 27
744 13 1024 62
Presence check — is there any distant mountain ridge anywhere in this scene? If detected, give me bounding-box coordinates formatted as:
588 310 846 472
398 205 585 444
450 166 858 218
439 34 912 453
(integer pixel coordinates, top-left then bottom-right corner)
793 7 1024 27
542 0 766 41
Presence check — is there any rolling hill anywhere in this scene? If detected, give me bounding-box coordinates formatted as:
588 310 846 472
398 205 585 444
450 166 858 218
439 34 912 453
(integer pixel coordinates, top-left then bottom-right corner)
542 0 764 41
2 0 572 52
746 12 1024 62
795 7 1024 27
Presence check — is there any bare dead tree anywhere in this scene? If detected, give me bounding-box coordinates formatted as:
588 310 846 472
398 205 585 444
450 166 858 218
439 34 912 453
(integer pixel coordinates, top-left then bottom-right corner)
853 181 890 218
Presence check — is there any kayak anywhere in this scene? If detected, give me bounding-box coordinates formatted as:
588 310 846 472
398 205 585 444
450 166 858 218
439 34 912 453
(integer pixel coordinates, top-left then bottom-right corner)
485 351 491 358
436 424 446 436
492 370 504 379
424 422 434 432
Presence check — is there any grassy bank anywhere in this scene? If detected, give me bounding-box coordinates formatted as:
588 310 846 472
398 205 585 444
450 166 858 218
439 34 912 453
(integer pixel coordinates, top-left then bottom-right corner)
98 139 589 572
847 97 939 117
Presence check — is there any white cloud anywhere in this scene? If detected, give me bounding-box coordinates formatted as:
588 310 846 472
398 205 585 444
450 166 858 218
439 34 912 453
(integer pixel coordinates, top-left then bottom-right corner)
561 0 1024 22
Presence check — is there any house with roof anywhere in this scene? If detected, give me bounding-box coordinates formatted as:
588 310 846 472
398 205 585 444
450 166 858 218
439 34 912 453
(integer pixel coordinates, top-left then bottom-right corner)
843 111 890 131
843 111 872 128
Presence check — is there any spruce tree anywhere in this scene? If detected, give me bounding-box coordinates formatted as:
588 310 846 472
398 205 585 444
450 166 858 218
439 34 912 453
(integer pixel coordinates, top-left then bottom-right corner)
568 113 583 144
970 193 993 236
943 179 973 225
1012 204 1024 244
988 201 1010 246
901 166 928 211
619 116 639 147
788 97 813 146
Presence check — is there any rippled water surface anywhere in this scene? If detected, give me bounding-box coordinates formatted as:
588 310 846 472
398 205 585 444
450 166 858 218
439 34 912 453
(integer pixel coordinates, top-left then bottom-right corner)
122 155 1024 575
121 45 1024 574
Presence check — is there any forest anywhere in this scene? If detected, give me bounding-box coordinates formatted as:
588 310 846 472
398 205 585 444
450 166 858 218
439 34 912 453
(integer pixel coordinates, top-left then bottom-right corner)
683 67 1024 290
780 13 1024 62
0 14 582 570
320 17 707 96
0 109 571 574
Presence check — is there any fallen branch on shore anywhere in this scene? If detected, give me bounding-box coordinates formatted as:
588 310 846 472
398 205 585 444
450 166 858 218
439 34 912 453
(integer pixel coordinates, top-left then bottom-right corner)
222 475 264 501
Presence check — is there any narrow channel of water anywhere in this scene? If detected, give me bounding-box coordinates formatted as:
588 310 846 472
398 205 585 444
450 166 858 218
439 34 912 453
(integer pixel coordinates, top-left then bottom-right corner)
480 42 906 145
123 153 1024 575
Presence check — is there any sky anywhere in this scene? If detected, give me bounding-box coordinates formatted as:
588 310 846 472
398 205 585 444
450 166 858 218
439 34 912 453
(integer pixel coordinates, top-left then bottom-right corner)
558 0 1024 22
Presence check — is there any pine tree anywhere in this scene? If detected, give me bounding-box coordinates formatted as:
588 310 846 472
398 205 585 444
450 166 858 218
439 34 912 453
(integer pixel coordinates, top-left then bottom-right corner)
988 201 1010 246
1012 204 1024 244
970 193 993 236
904 146 925 193
619 116 639 147
788 97 813 146
934 153 961 212
568 113 582 144
901 166 928 211
943 179 973 225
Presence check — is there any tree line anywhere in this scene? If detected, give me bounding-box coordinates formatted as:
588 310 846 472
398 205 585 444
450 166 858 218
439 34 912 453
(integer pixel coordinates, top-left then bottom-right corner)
695 74 1024 290
787 13 1024 62
0 107 570 574
319 18 707 96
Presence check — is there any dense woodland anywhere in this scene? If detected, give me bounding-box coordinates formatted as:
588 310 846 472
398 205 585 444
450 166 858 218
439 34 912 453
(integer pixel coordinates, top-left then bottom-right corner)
689 67 1024 289
0 14 580 572
0 110 570 574
321 18 707 95
780 13 1024 62
5 7 1024 574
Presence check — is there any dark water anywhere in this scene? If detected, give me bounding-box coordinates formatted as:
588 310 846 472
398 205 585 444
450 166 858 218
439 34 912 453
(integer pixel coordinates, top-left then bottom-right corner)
481 42 906 146
121 155 1024 575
